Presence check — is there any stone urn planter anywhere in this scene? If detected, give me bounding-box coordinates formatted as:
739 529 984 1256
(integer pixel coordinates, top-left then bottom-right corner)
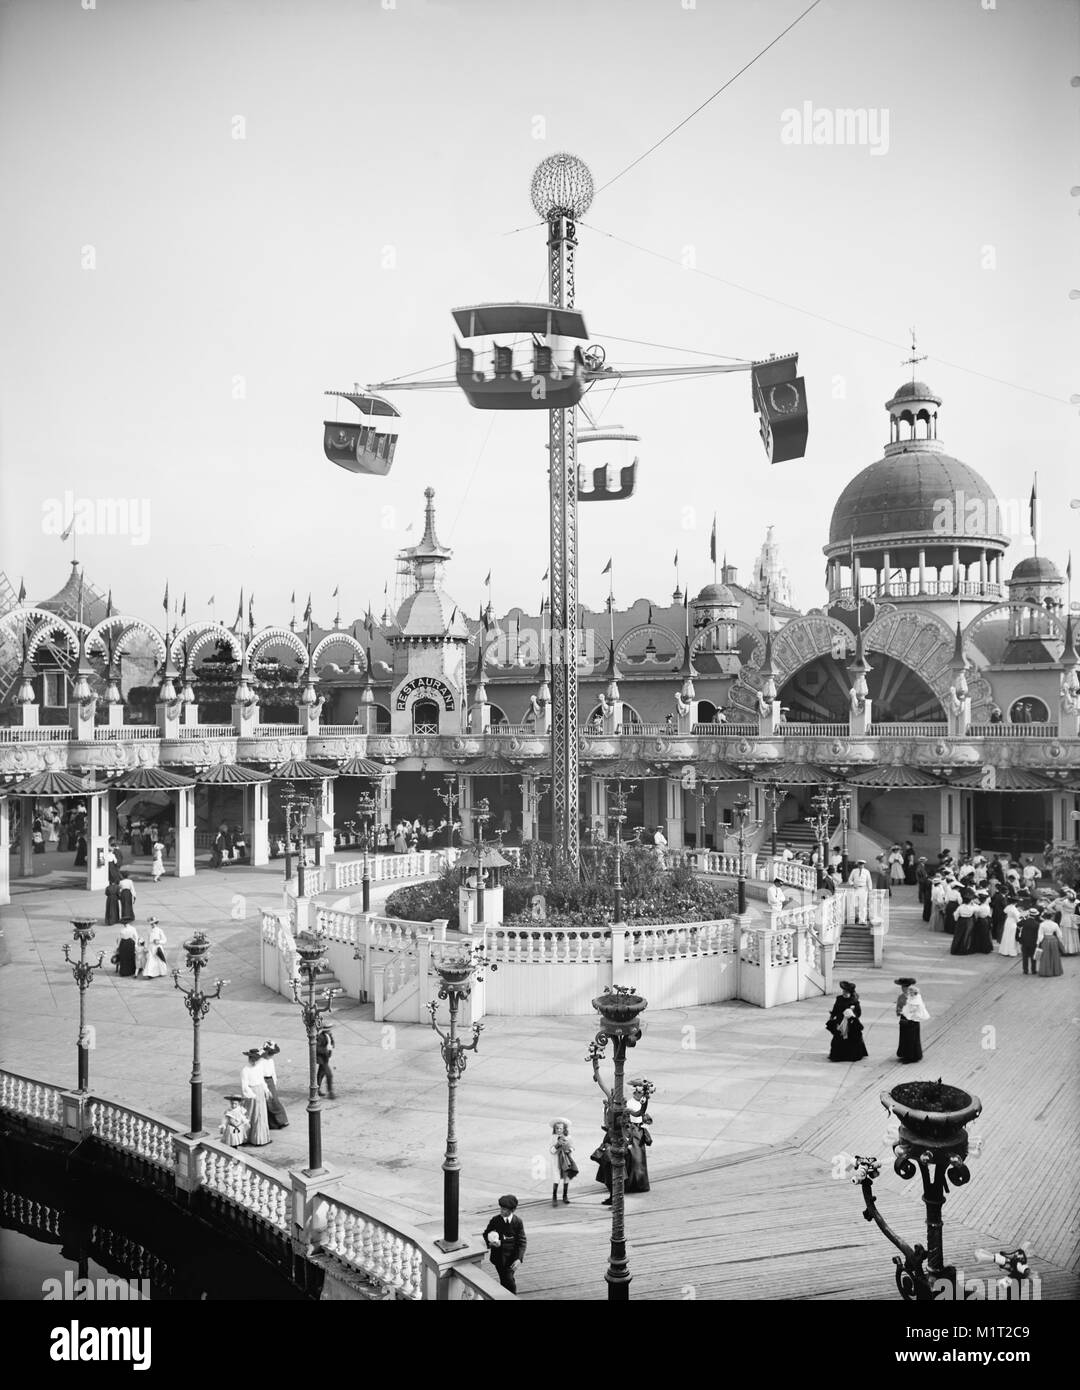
881 1079 982 1156
592 987 648 1036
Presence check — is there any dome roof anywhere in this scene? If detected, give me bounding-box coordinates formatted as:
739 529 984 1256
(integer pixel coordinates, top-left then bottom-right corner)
693 582 737 607
888 380 941 405
1010 555 1062 583
829 452 1004 546
394 588 469 639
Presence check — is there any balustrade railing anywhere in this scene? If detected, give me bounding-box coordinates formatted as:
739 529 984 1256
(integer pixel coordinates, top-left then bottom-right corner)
624 919 735 962
776 722 850 737
321 1200 426 1300
484 924 613 964
0 1071 63 1125
487 723 537 736
87 1099 175 1171
332 850 444 890
252 723 302 738
178 724 237 739
317 724 365 736
0 726 73 742
93 725 159 740
968 723 1059 738
869 722 949 737
200 1147 291 1234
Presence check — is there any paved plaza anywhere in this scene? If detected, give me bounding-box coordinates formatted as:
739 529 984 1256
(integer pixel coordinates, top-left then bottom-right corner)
1 852 1077 1300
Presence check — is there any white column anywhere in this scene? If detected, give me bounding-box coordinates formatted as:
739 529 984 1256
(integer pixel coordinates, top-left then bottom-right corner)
85 792 109 891
175 786 196 877
882 551 891 595
0 797 9 905
249 781 269 867
318 778 335 860
666 777 685 848
918 549 926 594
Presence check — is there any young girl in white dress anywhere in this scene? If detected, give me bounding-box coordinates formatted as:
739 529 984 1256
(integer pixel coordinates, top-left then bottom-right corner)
151 839 166 883
219 1096 250 1148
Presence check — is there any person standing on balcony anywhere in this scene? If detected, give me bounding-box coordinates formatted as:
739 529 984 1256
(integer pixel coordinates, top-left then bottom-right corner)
848 860 872 923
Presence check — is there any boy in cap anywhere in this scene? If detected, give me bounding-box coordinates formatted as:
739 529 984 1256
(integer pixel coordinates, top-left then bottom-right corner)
482 1195 527 1293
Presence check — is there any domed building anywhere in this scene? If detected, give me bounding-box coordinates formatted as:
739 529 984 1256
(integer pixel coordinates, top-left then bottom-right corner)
824 381 1009 618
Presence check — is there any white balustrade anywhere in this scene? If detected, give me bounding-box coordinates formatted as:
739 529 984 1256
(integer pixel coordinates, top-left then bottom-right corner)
0 726 73 742
317 724 364 736
776 722 850 737
321 1200 425 1300
869 722 950 737
253 724 302 737
178 724 236 739
332 851 444 890
483 925 612 965
0 1071 64 1125
93 725 159 740
201 1148 290 1233
87 1100 175 1170
967 723 1059 739
313 908 362 946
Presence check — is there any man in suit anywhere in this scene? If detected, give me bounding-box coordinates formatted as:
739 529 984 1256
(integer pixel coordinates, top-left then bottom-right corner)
1017 910 1040 975
316 1017 336 1098
483 1195 527 1293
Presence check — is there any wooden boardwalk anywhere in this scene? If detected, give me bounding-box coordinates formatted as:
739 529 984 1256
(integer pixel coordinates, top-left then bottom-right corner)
518 897 1080 1301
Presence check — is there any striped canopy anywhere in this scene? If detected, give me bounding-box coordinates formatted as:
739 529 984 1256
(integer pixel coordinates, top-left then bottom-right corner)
271 758 339 781
845 765 943 789
336 756 394 779
110 766 196 790
196 763 271 785
7 769 102 797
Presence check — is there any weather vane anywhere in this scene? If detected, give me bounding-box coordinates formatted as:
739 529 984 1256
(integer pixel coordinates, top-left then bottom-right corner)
902 327 927 381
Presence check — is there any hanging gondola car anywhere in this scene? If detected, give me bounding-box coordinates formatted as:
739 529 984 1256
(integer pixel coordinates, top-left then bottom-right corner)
323 389 401 475
452 303 588 410
750 353 809 464
576 425 639 500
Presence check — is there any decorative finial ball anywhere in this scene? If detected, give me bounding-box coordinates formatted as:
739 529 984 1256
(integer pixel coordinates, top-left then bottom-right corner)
530 153 594 222
425 486 435 500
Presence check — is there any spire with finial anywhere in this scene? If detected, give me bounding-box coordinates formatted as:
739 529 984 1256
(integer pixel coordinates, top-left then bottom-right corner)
903 326 927 382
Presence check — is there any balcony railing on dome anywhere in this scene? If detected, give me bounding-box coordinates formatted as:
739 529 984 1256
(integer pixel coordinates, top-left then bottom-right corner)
832 580 1003 602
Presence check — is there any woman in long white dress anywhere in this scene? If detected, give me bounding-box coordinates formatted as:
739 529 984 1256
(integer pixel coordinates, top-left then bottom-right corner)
142 919 169 978
998 901 1021 957
151 840 166 883
888 847 905 885
240 1049 271 1146
1058 897 1079 955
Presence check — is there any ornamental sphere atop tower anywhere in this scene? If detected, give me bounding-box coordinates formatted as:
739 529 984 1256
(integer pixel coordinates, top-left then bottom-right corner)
530 153 594 221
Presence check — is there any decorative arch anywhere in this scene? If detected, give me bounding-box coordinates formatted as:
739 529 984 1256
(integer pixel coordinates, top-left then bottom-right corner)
962 601 1065 651
85 615 167 666
309 631 367 670
248 626 310 667
768 613 862 683
691 618 764 667
170 623 243 666
24 617 81 663
613 623 682 667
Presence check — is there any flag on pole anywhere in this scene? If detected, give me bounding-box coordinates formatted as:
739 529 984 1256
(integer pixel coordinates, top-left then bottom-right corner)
208 594 215 607
541 568 548 583
60 518 75 543
106 589 113 619
1067 552 1073 583
303 593 312 624
17 578 26 604
234 590 244 628
484 571 491 586
332 585 339 598
181 593 187 619
248 594 254 629
290 590 296 604
709 517 717 565
602 558 612 575
1029 475 1038 546
674 550 679 568
163 582 169 615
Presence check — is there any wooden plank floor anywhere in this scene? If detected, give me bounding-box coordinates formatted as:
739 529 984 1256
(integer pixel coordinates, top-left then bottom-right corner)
518 898 1080 1301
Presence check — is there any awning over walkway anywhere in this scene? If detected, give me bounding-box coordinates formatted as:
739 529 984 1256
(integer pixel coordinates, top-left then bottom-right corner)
6 770 102 797
845 765 943 789
271 758 340 781
110 766 196 790
196 763 271 785
335 756 394 779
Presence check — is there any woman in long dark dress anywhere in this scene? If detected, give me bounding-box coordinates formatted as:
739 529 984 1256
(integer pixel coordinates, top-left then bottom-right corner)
625 1085 653 1193
827 981 868 1061
943 881 961 935
260 1041 290 1129
104 880 121 926
971 892 994 954
73 832 87 867
950 892 976 955
896 980 929 1062
114 923 138 977
118 875 136 924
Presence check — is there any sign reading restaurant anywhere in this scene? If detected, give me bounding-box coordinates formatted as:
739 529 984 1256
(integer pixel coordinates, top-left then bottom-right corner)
395 677 456 712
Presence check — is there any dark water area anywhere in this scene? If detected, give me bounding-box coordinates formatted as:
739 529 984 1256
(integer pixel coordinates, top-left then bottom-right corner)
0 1128 311 1301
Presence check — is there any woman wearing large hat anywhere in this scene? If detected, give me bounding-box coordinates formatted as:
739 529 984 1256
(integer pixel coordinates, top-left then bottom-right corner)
260 1041 290 1129
825 981 868 1062
895 979 929 1062
240 1049 271 1146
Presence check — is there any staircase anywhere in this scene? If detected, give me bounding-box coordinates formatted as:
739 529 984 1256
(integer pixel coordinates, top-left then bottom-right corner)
833 921 874 967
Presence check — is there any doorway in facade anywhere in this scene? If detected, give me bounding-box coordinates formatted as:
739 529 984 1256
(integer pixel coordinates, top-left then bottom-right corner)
971 792 1051 858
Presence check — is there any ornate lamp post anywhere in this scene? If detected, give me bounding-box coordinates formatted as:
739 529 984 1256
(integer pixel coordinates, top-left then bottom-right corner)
62 919 104 1094
588 985 648 1301
761 781 785 859
428 945 492 1250
806 782 846 875
732 794 759 915
852 1080 983 1300
356 790 377 912
435 775 459 852
280 783 297 884
284 788 315 896
471 796 492 924
291 930 337 1176
172 931 227 1138
607 780 635 923
837 790 851 878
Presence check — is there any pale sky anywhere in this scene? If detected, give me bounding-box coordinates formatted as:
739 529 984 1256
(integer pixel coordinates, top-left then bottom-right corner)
1 0 1077 628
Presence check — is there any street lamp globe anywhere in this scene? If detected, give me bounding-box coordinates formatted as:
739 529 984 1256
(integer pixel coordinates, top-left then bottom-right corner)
530 153 594 222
